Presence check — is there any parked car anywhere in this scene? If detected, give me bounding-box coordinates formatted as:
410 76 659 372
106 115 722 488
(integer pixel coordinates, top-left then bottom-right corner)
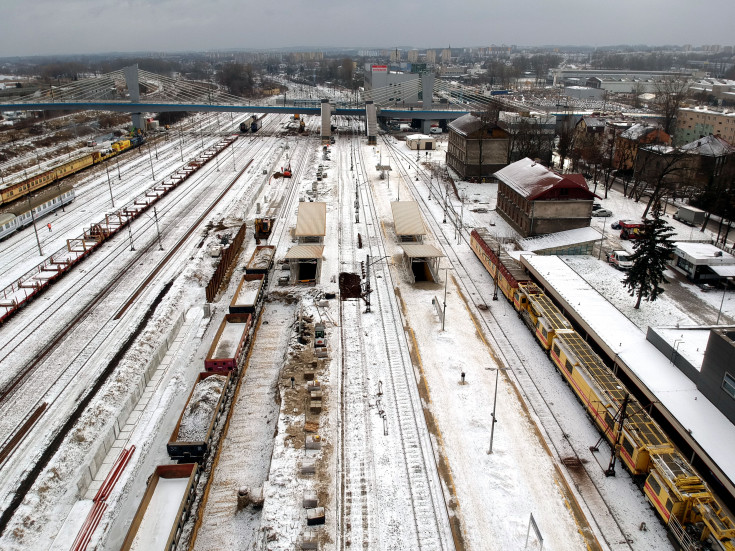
611 220 622 230
606 250 634 270
591 208 613 217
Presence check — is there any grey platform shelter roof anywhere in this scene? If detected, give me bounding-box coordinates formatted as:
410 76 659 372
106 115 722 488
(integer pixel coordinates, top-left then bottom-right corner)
285 245 325 259
400 244 444 258
391 202 426 236
295 202 327 236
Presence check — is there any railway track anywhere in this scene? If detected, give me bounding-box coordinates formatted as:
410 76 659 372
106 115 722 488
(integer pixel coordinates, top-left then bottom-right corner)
0 111 252 280
336 123 375 550
381 137 657 550
345 129 453 551
0 127 289 536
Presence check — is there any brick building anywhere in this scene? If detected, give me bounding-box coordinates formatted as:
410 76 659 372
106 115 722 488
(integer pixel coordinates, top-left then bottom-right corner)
446 113 509 180
495 158 597 237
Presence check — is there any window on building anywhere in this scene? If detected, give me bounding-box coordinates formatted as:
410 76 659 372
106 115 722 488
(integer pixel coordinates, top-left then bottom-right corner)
723 372 735 400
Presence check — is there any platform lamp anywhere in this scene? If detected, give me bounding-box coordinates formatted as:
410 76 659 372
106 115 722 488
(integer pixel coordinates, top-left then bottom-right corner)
487 367 511 454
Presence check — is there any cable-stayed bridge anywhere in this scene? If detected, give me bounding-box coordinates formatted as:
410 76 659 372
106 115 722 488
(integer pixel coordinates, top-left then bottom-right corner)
0 65 526 140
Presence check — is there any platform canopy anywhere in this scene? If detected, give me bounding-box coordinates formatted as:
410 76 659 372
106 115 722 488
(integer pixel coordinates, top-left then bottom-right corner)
711 265 735 277
284 245 325 259
400 244 444 258
295 202 326 237
391 202 426 237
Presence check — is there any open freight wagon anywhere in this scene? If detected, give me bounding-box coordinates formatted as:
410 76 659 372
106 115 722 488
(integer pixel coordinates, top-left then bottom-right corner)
120 463 199 551
246 245 275 275
229 273 265 314
167 372 232 462
204 313 253 372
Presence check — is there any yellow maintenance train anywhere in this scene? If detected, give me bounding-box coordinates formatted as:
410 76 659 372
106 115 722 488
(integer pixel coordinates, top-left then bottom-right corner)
470 227 735 551
0 135 145 209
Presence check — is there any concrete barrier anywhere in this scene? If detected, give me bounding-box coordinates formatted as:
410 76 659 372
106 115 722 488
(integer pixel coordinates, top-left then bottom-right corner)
75 311 185 496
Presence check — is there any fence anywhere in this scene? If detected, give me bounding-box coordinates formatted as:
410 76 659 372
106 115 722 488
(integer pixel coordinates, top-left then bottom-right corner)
206 223 248 303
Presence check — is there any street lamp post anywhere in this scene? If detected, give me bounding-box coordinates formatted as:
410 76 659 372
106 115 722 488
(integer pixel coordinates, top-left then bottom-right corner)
716 278 730 324
487 367 511 454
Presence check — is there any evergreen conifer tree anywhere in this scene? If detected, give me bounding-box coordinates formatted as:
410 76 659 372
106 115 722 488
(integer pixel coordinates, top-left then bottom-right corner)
623 203 676 309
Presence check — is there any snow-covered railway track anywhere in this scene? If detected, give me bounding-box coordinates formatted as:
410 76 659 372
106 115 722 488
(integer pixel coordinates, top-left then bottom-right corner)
0 112 256 281
336 125 374 551
0 135 282 536
383 138 645 550
352 135 453 551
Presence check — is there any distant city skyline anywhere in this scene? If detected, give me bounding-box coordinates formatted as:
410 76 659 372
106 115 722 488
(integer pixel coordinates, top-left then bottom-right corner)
0 0 733 58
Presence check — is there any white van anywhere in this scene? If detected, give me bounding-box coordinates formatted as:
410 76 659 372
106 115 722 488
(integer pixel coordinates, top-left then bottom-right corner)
429 127 442 134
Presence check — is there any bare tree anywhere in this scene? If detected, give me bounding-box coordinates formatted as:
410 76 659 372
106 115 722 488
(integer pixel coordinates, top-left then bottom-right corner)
634 146 690 217
653 76 689 136
556 118 576 173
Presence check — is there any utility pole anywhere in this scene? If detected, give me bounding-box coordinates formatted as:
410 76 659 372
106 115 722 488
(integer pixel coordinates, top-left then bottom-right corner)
29 198 43 256
365 254 371 313
442 268 448 331
153 206 163 250
147 144 156 181
106 165 115 208
605 394 629 477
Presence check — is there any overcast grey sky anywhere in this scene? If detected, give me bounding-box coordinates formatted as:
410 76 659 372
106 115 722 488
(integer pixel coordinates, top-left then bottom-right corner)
1 0 733 57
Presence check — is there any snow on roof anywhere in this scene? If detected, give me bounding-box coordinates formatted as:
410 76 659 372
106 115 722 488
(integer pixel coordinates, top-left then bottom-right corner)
641 144 675 154
284 244 324 259
518 226 601 252
406 134 433 141
620 123 660 141
680 135 735 157
295 202 326 236
582 116 606 128
674 242 735 266
680 105 735 118
521 254 735 488
494 158 592 201
400 243 444 258
711 265 735 277
507 250 536 262
447 113 499 137
650 326 711 370
391 201 426 236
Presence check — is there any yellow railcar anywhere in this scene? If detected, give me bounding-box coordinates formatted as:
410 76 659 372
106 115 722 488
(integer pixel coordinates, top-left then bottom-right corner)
551 331 674 475
521 289 573 350
53 153 95 179
112 139 131 152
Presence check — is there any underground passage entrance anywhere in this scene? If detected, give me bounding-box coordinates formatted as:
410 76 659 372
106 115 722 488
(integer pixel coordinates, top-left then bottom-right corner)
296 260 317 282
400 244 444 284
412 260 435 282
285 244 324 285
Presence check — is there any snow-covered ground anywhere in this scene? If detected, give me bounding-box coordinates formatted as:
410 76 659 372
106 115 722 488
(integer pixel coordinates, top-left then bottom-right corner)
2 110 731 551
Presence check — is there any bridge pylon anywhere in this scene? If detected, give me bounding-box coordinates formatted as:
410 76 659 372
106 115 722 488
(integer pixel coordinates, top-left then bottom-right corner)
365 101 378 145
122 65 144 132
320 99 332 145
